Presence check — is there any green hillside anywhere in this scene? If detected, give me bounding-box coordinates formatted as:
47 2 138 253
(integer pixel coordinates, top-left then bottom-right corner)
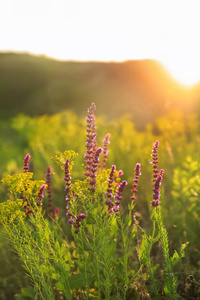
0 52 199 129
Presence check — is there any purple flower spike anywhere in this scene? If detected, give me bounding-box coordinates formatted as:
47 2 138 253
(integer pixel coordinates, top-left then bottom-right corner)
159 169 164 177
53 207 60 218
150 141 164 207
117 170 124 177
115 180 128 206
88 147 102 191
102 133 111 168
112 205 119 213
64 159 74 219
23 153 31 173
151 140 160 183
105 165 116 214
77 213 86 221
37 184 46 206
131 163 141 201
151 170 164 207
66 211 74 217
21 153 32 209
46 166 54 214
71 213 86 234
64 161 86 232
91 114 97 153
106 165 116 197
84 103 97 179
68 219 75 224
64 159 72 188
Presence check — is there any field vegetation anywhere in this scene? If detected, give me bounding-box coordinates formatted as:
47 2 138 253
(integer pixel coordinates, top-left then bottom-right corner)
0 101 200 299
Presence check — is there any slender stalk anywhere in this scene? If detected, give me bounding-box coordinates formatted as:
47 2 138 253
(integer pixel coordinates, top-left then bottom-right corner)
120 218 129 300
156 207 177 299
92 225 101 299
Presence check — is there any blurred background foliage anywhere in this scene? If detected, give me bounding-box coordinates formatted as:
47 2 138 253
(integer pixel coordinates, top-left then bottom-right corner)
1 52 200 128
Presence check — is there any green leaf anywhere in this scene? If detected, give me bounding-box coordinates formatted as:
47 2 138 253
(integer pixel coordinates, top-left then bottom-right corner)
21 286 36 297
106 238 117 257
148 233 160 244
82 239 93 251
128 269 135 278
86 212 96 224
170 250 180 266
164 285 171 296
128 219 132 226
127 246 136 257
68 273 93 289
150 210 157 222
131 226 136 239
180 241 189 257
152 264 160 275
124 214 131 226
139 234 149 265
54 240 61 253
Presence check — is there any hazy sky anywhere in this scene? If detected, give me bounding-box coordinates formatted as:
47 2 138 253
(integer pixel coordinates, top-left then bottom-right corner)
1 0 200 85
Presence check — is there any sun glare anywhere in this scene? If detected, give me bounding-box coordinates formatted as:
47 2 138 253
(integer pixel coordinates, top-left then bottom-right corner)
161 60 200 87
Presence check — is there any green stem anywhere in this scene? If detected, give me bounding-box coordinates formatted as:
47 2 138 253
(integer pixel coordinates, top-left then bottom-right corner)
146 208 159 298
80 230 90 300
92 225 101 299
156 207 177 299
120 221 129 300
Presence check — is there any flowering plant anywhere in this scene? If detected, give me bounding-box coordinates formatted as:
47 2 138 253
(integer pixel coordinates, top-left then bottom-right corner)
0 103 188 299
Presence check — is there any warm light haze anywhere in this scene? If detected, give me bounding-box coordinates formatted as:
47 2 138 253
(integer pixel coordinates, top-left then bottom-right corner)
1 0 200 86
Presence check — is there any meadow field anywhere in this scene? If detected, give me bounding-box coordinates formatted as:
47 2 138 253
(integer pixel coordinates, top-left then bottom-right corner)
0 101 200 299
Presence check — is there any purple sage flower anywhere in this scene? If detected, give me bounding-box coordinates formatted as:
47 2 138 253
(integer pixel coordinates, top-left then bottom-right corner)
151 140 159 183
91 114 97 153
84 103 97 179
46 166 54 214
150 141 164 207
68 219 75 225
64 159 72 199
21 153 31 211
105 165 116 198
102 133 111 168
23 153 31 173
66 210 74 217
105 165 116 214
37 184 46 206
63 160 86 232
151 171 164 207
64 160 72 190
77 213 86 221
131 163 141 201
72 213 86 234
111 205 119 213
117 170 124 177
64 159 74 220
115 180 128 206
89 147 102 191
53 207 60 218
